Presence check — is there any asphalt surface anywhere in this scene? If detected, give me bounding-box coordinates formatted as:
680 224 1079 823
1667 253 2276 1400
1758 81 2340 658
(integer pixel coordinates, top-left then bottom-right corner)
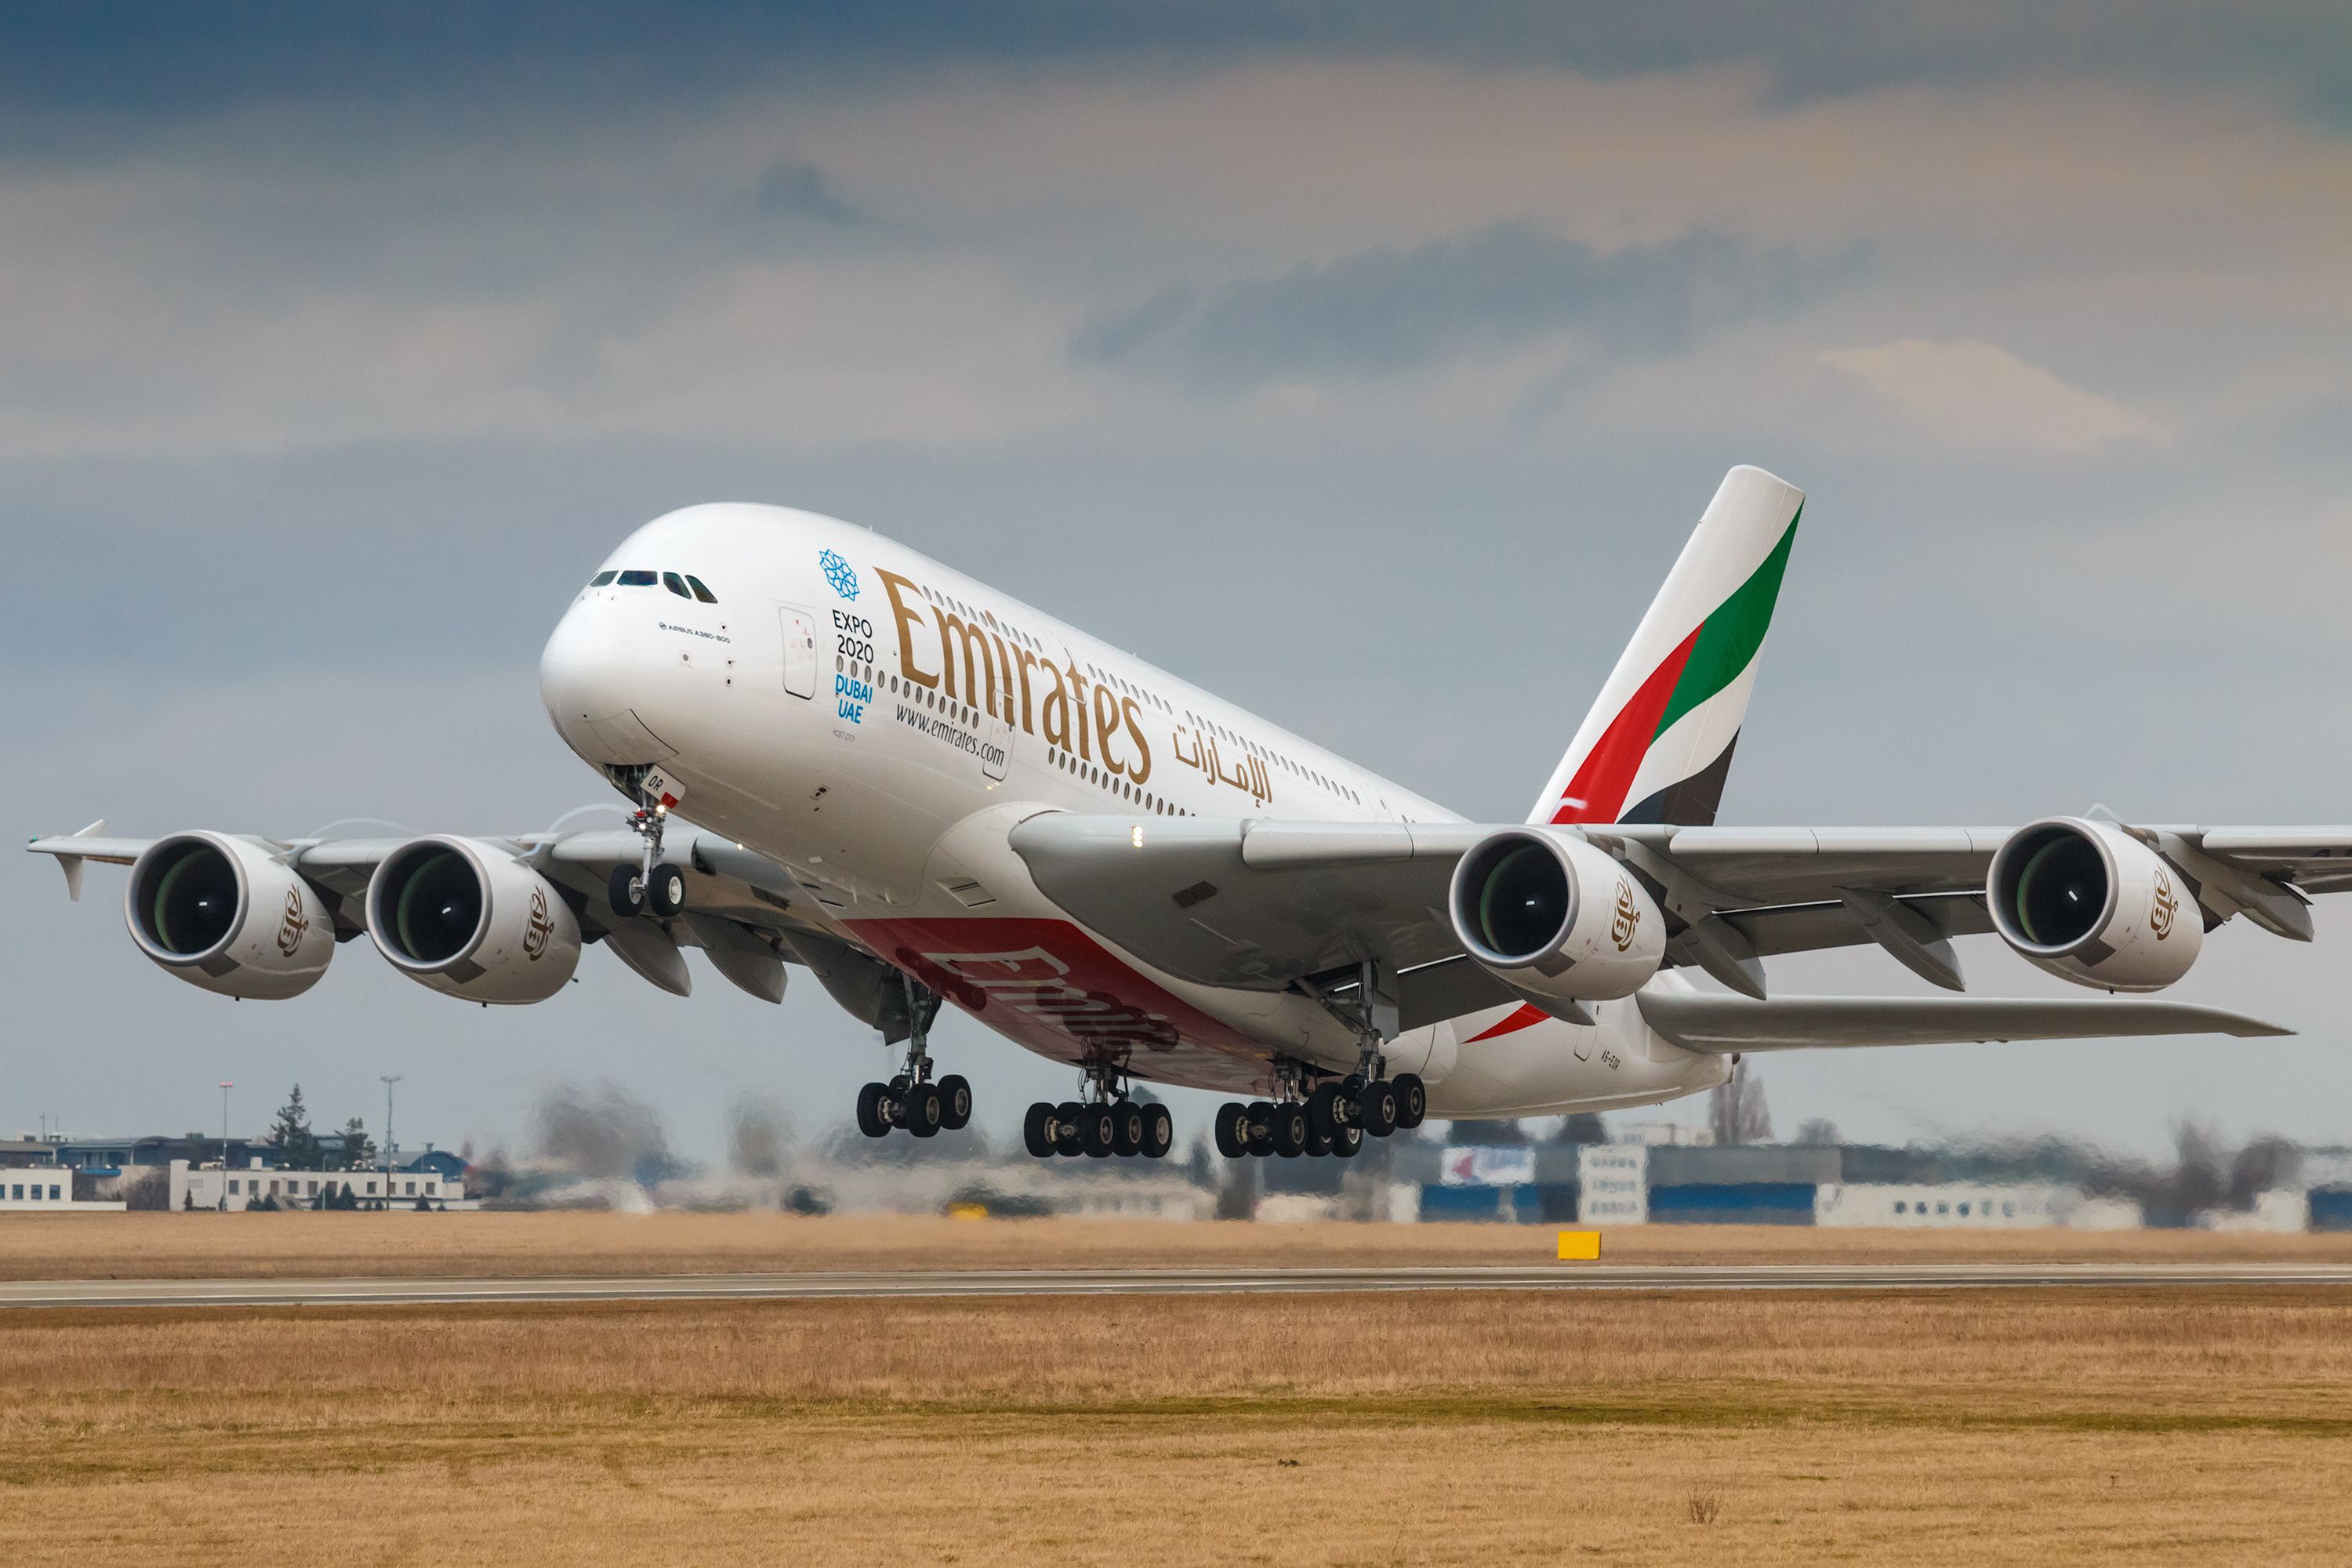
6 1262 2351 1309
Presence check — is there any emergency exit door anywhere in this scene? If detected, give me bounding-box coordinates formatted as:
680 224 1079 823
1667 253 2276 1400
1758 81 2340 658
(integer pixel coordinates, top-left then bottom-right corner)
780 605 817 698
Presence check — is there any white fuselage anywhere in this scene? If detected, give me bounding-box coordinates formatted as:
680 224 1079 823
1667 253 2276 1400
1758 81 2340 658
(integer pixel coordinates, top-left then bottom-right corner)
538 503 1727 1116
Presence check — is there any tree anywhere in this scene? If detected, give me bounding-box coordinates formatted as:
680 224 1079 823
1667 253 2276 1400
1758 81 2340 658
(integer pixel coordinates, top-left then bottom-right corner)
1793 1118 1842 1147
333 1117 376 1171
1706 1062 1773 1146
1553 1112 1610 1145
269 1084 321 1169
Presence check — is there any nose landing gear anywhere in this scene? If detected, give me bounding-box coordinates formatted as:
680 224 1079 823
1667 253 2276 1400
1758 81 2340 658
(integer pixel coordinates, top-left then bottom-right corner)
854 972 973 1141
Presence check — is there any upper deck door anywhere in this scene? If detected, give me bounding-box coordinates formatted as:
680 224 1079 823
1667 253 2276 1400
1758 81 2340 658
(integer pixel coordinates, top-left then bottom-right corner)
780 605 818 698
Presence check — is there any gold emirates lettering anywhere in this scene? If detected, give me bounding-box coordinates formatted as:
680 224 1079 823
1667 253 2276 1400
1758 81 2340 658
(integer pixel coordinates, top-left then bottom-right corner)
877 566 1152 783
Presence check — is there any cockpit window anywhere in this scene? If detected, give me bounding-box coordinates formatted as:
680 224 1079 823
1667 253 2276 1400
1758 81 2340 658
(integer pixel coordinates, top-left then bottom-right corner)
662 572 691 599
616 570 657 586
684 575 718 604
589 571 618 586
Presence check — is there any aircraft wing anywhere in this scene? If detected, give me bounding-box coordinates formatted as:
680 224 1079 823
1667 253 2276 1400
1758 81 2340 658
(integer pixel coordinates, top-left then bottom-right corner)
1637 990 2290 1052
1007 814 2348 1014
27 821 836 1004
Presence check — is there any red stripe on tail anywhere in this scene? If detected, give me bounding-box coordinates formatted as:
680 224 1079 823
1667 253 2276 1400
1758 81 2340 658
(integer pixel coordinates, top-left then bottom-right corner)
1548 626 1700 824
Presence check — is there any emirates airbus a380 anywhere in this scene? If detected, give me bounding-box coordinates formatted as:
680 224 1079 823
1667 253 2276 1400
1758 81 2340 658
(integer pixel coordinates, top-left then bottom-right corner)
34 466 2340 1161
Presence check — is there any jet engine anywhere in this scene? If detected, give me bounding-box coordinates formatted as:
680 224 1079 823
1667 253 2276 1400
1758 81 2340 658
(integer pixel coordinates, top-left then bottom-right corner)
1987 818 2201 992
1447 827 1666 1014
365 836 581 1003
124 832 336 999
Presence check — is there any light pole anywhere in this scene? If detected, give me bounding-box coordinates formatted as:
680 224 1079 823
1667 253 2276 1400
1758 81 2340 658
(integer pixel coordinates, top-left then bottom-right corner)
218 1080 234 1210
380 1076 401 1207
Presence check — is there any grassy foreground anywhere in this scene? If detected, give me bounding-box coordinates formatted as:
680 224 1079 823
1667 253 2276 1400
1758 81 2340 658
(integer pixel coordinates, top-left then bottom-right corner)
6 1208 2351 1279
4 1277 2350 1563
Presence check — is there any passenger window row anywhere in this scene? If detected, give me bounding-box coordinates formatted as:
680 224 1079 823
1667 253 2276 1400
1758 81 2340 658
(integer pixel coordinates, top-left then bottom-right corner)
589 570 717 604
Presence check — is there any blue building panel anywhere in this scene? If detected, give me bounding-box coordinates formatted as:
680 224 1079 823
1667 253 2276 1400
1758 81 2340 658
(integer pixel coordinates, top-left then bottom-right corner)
1648 1181 1818 1225
1417 1185 1507 1222
2310 1188 2352 1232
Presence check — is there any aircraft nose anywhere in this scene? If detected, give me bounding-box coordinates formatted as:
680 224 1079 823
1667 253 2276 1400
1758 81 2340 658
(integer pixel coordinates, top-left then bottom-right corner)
539 597 678 767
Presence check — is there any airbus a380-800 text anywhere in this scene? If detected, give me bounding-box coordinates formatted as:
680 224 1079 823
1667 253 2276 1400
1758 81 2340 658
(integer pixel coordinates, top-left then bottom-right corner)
34 466 2344 1160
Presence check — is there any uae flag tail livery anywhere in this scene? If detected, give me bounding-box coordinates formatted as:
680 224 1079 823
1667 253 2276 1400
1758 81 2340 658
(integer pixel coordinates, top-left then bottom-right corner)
1530 464 1804 829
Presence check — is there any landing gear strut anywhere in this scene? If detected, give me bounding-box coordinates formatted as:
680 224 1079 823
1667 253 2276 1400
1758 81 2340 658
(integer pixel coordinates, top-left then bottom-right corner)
855 972 971 1140
1024 1058 1174 1160
607 782 685 918
1215 960 1428 1160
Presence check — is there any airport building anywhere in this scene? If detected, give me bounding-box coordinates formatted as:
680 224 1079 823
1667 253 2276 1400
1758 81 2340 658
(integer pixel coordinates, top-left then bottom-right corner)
168 1160 474 1211
0 1166 126 1211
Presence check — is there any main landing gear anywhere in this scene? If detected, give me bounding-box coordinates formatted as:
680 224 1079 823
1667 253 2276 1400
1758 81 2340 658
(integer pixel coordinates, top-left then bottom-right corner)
1214 1062 1425 1160
856 973 972 1140
1023 1060 1175 1160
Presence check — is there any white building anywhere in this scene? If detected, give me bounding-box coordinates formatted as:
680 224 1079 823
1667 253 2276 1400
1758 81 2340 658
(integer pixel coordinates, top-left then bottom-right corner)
0 1166 125 1211
168 1159 472 1211
1577 1143 1651 1225
1814 1183 2138 1229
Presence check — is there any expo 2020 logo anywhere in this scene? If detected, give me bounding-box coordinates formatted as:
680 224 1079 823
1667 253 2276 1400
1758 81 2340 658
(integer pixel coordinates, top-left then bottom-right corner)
819 549 859 599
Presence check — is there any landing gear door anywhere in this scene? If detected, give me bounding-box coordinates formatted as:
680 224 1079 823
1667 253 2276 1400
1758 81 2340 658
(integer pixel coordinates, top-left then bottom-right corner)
780 606 817 699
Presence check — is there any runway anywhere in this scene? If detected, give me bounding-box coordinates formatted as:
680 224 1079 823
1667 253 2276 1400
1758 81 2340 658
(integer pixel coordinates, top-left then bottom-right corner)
8 1261 2352 1309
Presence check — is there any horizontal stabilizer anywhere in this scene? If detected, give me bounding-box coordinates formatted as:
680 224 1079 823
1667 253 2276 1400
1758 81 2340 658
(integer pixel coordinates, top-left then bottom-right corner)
1639 990 2291 1053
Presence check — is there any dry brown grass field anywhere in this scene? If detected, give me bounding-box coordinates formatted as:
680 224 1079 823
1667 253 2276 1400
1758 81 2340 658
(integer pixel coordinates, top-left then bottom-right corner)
2 1283 2349 1565
5 1208 2351 1280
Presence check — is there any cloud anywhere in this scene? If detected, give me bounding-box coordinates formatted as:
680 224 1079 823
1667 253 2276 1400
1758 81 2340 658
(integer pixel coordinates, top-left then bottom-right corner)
1819 338 2170 452
1076 223 1831 391
754 158 866 226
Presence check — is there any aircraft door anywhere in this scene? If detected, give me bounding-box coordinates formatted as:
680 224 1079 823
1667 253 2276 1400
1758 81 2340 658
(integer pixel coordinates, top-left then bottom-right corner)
780 606 817 698
982 711 1011 782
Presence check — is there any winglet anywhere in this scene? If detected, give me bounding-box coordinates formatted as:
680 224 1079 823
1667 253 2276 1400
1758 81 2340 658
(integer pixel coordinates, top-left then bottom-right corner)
52 818 107 902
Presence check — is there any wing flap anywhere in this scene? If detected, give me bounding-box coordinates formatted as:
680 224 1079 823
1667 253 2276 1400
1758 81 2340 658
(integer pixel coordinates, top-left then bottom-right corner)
1639 989 2292 1053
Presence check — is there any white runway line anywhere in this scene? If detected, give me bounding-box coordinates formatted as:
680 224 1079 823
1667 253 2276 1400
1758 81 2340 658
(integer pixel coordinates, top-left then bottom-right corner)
5 1261 2352 1310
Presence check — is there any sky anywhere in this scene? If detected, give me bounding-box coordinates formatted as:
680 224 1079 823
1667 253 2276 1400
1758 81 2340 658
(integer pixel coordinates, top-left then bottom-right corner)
5 2 2350 1163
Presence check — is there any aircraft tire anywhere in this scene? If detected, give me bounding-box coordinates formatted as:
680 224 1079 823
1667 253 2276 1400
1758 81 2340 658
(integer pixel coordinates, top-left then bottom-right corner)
855 1082 892 1138
1244 1102 1275 1159
1306 1082 1345 1138
1213 1102 1249 1159
938 1074 973 1131
1393 1073 1427 1130
1357 1080 1398 1138
1305 1130 1333 1158
1054 1102 1087 1157
1141 1103 1175 1160
902 1081 943 1138
646 863 687 917
1077 1104 1117 1157
1022 1102 1055 1158
1269 1102 1308 1159
607 866 645 919
1110 1102 1145 1156
1331 1124 1363 1158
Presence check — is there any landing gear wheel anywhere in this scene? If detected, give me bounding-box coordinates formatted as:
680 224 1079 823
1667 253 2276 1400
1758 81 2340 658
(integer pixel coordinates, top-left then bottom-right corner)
855 1082 892 1138
1054 1102 1086 1157
902 1080 943 1138
1245 1102 1275 1158
1306 1082 1346 1138
1356 1080 1399 1138
1077 1104 1117 1158
645 863 687 917
1269 1102 1308 1159
607 865 646 919
1214 1102 1249 1159
1305 1130 1334 1158
938 1074 974 1131
1330 1123 1363 1158
1141 1103 1175 1160
1110 1102 1145 1157
1023 1102 1055 1158
1393 1073 1427 1131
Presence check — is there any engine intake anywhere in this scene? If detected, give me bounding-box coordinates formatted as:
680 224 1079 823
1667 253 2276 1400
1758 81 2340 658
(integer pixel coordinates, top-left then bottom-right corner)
1448 828 1665 1012
365 837 581 1004
1987 818 2201 992
124 832 335 999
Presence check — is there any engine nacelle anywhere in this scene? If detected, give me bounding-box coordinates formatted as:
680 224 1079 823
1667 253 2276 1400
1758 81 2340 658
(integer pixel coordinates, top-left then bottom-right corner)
124 832 336 999
1448 827 1666 1008
365 836 581 1004
1987 818 2201 993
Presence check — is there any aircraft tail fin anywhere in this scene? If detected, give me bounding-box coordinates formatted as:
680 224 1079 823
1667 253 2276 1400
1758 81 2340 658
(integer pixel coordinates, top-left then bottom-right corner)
1529 465 1803 828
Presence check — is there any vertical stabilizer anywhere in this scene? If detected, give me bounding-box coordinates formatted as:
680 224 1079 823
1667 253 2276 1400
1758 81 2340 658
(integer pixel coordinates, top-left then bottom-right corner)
1530 466 1803 827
